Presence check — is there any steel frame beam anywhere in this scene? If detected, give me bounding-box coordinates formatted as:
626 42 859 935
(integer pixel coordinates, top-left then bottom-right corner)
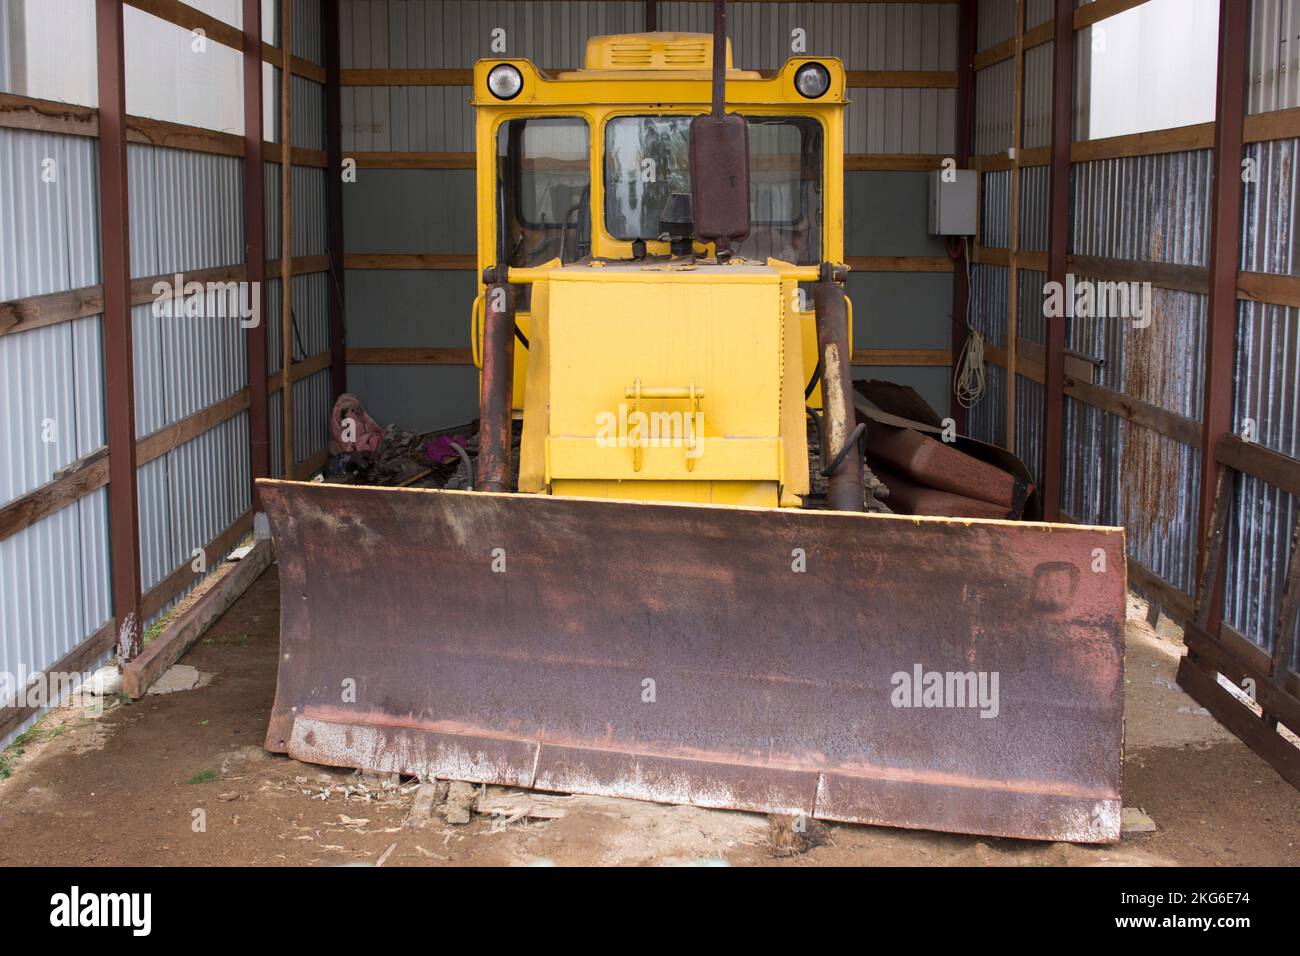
324 0 347 401
244 0 269 494
1197 0 1249 634
280 0 295 479
1041 0 1073 521
950 0 975 432
95 0 144 660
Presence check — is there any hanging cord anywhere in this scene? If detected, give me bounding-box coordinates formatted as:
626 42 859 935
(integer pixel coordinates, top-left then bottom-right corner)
950 237 986 409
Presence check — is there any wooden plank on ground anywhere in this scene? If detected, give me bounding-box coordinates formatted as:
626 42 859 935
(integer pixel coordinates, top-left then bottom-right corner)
1176 655 1300 788
123 538 273 699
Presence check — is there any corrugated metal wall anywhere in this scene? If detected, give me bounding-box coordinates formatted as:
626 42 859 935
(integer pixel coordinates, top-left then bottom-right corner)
0 1 333 746
273 1 334 470
968 0 1209 592
1232 4 1300 669
1248 0 1300 114
341 0 961 429
0 126 111 744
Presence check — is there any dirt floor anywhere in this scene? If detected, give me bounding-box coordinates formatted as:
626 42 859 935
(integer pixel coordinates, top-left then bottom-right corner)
0 571 1297 867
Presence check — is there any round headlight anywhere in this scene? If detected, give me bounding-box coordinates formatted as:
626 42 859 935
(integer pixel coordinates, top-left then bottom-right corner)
487 64 523 100
794 62 831 99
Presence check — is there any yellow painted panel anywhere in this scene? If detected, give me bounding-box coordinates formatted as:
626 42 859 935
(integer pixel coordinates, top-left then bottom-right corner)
547 271 783 448
547 436 781 481
552 479 778 508
518 288 551 492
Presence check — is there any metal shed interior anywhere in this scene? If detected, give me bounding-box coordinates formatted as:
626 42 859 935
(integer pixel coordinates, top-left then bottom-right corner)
0 0 1298 787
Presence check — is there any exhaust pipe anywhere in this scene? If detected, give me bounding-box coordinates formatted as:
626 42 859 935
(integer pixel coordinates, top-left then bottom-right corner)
814 262 865 512
477 266 515 493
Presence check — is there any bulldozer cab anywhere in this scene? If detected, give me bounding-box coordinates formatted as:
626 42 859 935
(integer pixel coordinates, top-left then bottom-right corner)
471 34 850 508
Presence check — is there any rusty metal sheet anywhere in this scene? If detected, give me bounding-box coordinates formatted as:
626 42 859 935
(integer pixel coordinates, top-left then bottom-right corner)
259 479 1126 842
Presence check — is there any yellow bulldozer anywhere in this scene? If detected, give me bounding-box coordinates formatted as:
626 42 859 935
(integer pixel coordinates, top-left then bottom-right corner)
258 1 1127 843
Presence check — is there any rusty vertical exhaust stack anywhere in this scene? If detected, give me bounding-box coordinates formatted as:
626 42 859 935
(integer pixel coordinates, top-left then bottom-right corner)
815 263 865 511
690 0 750 258
477 266 514 492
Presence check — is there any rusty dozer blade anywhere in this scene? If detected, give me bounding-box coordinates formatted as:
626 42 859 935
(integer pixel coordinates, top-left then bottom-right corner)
259 479 1126 843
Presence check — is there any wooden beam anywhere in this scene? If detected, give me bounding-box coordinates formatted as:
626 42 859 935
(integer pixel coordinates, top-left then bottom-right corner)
0 90 98 136
973 20 1053 72
851 349 951 367
129 263 248 307
1176 655 1300 789
1128 556 1196 626
1 263 249 339
344 253 477 270
1217 434 1300 500
1244 105 1300 144
846 256 954 273
975 146 1051 171
1064 375 1203 449
1183 622 1300 732
1237 271 1300 309
1074 0 1153 32
973 246 1048 272
124 0 242 51
351 151 477 169
264 254 330 276
845 154 948 171
137 390 251 467
985 338 1095 387
96 0 144 661
268 349 333 392
1071 255 1210 295
127 113 244 155
341 68 473 86
0 91 246 158
125 536 272 699
346 347 473 365
0 457 110 545
0 285 104 338
263 141 328 168
1071 122 1216 163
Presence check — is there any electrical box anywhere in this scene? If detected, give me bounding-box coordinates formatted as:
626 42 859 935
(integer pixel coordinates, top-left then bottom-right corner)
928 169 977 236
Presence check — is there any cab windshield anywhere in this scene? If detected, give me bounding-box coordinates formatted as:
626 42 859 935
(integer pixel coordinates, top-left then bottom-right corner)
604 114 823 263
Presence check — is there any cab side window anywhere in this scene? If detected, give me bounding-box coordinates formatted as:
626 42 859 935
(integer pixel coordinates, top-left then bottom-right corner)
496 117 591 267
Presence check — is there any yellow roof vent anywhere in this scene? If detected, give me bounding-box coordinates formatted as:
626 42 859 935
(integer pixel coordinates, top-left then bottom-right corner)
584 32 732 71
